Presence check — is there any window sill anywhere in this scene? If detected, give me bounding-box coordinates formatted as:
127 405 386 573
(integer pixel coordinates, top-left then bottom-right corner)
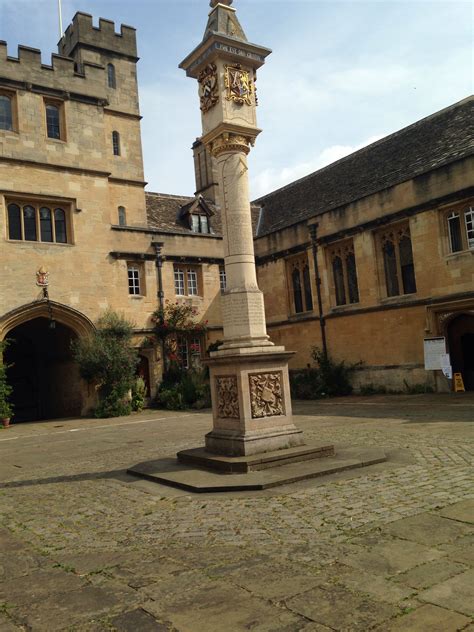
5 239 73 247
288 310 314 321
444 249 474 261
380 292 417 305
129 295 145 300
46 137 67 144
330 302 360 313
0 128 18 135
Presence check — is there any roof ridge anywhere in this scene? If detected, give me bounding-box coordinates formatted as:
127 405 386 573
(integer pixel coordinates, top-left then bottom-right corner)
254 95 474 203
146 191 194 200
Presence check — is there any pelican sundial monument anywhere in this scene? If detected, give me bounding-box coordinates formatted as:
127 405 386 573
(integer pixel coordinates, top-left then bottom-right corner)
179 0 308 458
129 1 386 489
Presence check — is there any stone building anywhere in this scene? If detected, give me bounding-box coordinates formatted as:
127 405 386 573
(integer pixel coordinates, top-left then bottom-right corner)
254 97 474 392
0 13 225 420
0 11 473 422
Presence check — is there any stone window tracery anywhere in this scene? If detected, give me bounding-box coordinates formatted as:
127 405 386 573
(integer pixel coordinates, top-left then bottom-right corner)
6 201 70 244
379 223 416 297
327 240 360 306
286 254 313 314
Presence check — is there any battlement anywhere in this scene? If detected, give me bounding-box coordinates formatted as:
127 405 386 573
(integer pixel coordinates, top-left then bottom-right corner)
0 41 107 101
58 12 138 60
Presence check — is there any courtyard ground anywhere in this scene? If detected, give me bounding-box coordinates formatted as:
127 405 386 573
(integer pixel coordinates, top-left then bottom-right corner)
0 393 473 631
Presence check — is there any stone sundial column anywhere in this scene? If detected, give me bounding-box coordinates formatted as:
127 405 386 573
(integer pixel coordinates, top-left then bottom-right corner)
180 0 305 456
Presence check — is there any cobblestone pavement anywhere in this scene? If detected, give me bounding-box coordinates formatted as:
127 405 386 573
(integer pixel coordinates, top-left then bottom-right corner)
0 394 473 631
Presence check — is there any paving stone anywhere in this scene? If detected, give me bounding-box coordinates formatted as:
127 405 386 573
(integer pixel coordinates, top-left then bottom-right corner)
0 614 20 632
382 512 473 545
17 586 138 631
316 562 414 603
439 534 474 566
145 582 305 631
439 499 474 524
418 569 474 617
0 568 85 605
51 551 132 575
0 552 45 580
209 559 322 600
395 558 468 589
111 608 169 631
341 539 445 576
374 604 471 631
286 585 397 630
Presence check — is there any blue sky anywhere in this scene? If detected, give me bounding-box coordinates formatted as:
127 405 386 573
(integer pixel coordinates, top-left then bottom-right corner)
0 0 472 198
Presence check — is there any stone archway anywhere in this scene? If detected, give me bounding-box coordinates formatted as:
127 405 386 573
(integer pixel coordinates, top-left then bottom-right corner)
447 313 474 391
1 302 95 421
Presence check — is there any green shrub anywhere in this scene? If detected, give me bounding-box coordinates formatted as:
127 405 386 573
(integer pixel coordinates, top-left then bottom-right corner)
72 311 139 418
157 368 211 411
131 377 147 412
0 340 13 419
289 348 361 400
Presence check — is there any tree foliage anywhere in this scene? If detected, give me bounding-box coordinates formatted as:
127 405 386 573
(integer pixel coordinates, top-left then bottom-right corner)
0 340 13 419
72 311 139 418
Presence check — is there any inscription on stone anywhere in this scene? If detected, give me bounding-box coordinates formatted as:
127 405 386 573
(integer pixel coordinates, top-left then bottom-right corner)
249 372 284 418
216 375 240 419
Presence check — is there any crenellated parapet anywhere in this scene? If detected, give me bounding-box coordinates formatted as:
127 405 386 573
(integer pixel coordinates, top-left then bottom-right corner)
0 41 107 102
58 12 138 61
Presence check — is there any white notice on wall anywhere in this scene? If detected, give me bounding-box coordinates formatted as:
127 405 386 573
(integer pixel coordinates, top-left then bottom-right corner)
424 337 447 370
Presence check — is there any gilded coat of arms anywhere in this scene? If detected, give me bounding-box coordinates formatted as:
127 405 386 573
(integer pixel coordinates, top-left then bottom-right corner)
198 63 219 113
224 64 253 106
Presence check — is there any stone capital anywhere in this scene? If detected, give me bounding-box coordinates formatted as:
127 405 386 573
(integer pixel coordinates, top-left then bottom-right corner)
209 132 252 157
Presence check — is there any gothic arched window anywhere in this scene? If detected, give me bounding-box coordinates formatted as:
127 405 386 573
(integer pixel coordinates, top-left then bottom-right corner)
303 265 313 311
118 206 126 226
54 208 67 243
39 207 53 242
0 94 13 131
332 256 345 306
399 235 416 294
383 240 399 297
107 63 116 89
346 252 359 304
7 203 21 240
380 224 416 297
292 267 304 314
23 205 37 241
112 131 121 156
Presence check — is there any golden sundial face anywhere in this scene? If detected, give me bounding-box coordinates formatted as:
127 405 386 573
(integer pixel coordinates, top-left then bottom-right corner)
224 64 253 106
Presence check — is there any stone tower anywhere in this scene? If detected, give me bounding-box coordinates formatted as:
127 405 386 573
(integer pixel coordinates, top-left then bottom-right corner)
179 0 305 457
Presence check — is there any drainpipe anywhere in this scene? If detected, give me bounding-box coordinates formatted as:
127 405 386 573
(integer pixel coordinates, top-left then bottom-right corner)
152 241 165 376
152 242 165 314
308 223 328 359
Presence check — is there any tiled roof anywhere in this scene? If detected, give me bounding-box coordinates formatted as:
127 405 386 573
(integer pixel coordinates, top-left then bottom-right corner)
254 97 474 237
146 191 261 237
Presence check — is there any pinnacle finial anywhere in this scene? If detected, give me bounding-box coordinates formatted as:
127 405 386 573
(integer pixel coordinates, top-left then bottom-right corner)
210 0 233 7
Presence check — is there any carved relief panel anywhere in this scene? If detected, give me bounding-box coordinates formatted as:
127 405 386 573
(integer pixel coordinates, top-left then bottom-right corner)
249 372 284 419
215 375 240 419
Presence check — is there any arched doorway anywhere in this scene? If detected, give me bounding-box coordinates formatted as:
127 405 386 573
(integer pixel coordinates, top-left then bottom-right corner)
137 354 151 397
447 314 474 391
4 318 83 421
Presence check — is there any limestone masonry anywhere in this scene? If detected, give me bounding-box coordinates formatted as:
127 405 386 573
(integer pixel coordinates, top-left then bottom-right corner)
0 8 473 421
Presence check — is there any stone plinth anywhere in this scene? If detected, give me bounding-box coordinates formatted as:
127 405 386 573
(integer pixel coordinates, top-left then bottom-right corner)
204 349 304 456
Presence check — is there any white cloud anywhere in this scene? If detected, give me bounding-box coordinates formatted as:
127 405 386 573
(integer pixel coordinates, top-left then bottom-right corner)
250 134 384 199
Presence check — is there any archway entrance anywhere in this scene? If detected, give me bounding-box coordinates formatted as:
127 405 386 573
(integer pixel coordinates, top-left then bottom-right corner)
448 314 474 391
5 318 83 421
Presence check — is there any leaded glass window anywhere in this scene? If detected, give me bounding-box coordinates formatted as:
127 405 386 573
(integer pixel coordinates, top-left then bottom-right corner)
0 95 13 131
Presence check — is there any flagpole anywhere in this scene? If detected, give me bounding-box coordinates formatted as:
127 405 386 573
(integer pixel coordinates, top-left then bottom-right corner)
58 0 63 39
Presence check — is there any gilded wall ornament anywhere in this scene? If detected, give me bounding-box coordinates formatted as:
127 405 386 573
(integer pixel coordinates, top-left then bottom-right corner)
216 375 240 418
198 63 219 113
249 372 284 419
224 64 253 106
